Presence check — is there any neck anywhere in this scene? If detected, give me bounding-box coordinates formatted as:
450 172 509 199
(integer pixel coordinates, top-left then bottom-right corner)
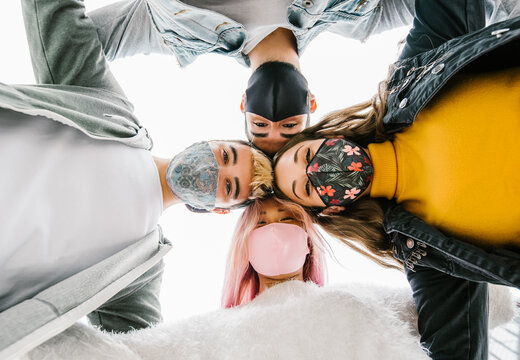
153 157 182 211
248 28 300 71
257 269 304 295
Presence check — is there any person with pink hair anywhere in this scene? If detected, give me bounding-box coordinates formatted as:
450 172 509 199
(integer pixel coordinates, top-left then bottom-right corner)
222 197 327 308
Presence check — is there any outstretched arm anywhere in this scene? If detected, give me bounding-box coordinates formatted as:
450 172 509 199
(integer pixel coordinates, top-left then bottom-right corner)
88 0 172 61
399 0 486 59
21 0 125 95
372 0 415 35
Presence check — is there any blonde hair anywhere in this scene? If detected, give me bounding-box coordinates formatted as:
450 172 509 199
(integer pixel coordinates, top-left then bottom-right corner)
273 81 403 270
249 147 273 199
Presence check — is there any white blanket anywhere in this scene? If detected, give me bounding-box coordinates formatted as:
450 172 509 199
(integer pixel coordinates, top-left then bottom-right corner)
25 281 515 360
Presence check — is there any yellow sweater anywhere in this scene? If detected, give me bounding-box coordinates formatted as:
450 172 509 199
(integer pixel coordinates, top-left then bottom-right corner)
369 67 520 246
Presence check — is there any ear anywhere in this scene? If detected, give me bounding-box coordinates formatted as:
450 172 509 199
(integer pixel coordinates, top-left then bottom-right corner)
212 208 231 215
309 93 317 113
320 206 345 216
240 93 246 113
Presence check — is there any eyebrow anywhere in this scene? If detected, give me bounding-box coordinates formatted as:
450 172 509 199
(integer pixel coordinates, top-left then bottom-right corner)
251 132 297 139
291 180 302 200
293 145 304 164
251 132 268 138
281 133 297 139
234 177 240 200
231 146 237 165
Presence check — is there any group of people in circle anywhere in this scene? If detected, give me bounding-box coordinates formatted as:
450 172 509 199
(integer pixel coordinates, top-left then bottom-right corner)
1 0 518 359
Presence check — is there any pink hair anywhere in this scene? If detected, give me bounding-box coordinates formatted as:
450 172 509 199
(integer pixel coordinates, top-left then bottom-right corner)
221 197 327 308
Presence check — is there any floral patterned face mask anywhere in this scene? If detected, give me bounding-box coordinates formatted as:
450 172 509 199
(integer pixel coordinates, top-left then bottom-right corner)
306 138 374 207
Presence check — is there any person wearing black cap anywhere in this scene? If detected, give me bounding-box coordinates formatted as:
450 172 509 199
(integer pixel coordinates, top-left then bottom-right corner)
88 0 420 155
88 0 517 154
239 28 317 156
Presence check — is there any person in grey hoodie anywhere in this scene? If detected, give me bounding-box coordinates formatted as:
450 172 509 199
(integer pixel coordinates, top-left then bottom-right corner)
0 0 272 358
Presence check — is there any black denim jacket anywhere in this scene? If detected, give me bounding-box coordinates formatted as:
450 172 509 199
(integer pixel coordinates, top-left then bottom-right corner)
378 1 520 359
384 17 520 134
386 206 520 287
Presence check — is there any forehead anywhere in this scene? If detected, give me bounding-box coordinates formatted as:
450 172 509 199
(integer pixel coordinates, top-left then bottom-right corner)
278 139 321 161
246 113 307 123
259 198 281 213
211 140 246 149
260 198 303 218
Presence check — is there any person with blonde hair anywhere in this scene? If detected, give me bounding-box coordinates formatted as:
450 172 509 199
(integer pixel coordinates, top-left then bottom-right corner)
222 197 327 308
272 1 519 359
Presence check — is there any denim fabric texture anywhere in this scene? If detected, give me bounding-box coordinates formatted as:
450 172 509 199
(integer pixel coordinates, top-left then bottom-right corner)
380 2 519 359
382 10 520 282
146 0 414 67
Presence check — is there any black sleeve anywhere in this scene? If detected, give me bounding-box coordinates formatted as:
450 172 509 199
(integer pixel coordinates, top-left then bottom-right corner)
399 0 487 59
406 265 489 360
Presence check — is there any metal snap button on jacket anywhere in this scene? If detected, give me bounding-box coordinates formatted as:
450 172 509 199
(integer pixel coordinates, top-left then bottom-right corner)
491 28 510 38
406 238 415 249
302 0 314 8
399 98 408 108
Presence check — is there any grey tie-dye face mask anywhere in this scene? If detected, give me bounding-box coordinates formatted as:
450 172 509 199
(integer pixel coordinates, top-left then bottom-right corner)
166 141 219 211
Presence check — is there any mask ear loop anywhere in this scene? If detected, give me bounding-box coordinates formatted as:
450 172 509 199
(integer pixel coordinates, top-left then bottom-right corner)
184 204 210 213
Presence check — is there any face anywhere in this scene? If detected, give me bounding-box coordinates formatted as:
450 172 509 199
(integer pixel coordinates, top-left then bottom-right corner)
245 113 308 156
252 198 308 291
209 141 253 208
274 139 327 208
255 197 304 229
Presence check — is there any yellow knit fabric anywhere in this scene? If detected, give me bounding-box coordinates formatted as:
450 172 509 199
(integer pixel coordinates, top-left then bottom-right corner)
369 67 520 247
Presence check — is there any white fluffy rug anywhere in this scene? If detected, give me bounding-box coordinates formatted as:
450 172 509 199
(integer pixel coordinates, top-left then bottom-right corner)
25 282 515 360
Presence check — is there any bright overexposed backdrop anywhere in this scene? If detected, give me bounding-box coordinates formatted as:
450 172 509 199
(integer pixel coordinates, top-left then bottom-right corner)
1 1 411 321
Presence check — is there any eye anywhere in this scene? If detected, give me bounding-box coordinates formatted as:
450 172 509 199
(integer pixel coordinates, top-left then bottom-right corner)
223 149 229 164
282 123 297 128
254 122 267 127
257 220 266 225
305 180 310 197
226 179 231 196
281 217 295 222
305 148 311 164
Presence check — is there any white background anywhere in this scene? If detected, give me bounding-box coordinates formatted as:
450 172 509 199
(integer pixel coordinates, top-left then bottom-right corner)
0 1 412 321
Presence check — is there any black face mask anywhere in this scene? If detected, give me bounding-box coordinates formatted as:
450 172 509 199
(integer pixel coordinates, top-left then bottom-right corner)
244 62 310 122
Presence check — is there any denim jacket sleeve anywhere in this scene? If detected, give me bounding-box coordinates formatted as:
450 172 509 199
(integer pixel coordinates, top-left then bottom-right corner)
406 265 489 360
88 0 172 61
20 0 125 96
371 0 415 35
399 0 487 59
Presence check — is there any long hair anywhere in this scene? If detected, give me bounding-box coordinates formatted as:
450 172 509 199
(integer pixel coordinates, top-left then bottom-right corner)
221 197 327 308
273 81 402 270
